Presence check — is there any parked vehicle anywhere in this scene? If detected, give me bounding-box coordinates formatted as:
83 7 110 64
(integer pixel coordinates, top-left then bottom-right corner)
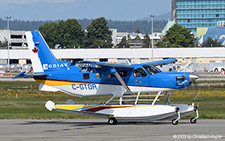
9 64 21 73
0 64 6 73
21 64 33 72
212 67 225 72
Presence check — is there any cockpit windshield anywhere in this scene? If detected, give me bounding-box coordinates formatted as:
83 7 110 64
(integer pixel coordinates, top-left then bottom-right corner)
143 65 161 75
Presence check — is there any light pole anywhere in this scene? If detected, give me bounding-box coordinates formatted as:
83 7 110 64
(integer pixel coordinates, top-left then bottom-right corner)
4 16 11 66
150 15 155 61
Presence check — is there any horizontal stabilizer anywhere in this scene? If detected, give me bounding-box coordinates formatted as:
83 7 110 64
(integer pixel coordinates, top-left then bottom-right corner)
26 73 47 78
12 71 27 79
13 71 47 79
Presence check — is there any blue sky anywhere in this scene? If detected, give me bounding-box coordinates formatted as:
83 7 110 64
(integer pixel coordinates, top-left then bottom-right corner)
0 0 171 21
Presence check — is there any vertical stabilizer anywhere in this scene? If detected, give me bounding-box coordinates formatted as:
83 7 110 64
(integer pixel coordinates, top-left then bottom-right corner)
26 31 60 72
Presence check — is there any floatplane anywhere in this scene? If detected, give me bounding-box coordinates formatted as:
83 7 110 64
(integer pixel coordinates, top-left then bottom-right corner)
14 31 199 125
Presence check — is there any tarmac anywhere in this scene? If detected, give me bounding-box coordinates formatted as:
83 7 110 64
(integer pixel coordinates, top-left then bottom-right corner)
0 119 224 141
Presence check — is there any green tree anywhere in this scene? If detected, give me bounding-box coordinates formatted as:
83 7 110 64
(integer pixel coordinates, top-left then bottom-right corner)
159 24 195 48
0 39 8 47
39 22 58 48
39 19 84 48
202 37 223 47
127 34 132 41
142 33 151 48
117 36 129 48
58 19 85 48
155 40 166 48
85 17 112 48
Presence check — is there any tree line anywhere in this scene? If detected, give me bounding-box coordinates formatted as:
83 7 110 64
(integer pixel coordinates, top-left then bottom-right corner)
0 18 167 33
39 17 112 48
39 17 153 49
1 17 222 48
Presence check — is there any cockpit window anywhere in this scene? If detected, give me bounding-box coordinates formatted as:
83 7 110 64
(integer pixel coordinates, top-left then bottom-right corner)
143 65 161 75
133 68 147 77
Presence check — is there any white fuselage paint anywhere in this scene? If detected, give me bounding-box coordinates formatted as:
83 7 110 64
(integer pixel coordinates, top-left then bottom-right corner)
26 32 44 72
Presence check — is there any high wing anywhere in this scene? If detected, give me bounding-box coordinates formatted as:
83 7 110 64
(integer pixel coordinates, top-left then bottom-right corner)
143 58 177 66
76 59 177 95
78 60 134 69
78 58 177 69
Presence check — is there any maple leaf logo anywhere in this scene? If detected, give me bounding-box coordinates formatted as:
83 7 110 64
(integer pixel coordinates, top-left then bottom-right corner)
32 47 39 53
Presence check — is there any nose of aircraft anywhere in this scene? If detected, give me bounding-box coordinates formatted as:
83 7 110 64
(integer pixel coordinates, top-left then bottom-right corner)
189 74 199 82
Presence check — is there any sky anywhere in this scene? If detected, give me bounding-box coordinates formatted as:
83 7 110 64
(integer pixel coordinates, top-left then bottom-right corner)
0 0 84 5
0 0 171 21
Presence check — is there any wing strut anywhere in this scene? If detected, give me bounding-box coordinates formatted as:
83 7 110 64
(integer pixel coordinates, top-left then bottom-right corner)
113 72 130 92
152 91 161 105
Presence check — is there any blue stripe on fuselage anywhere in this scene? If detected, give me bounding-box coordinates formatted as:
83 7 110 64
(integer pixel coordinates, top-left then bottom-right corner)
35 70 191 90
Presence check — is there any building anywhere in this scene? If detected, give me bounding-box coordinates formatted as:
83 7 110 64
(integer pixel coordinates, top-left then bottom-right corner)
197 27 225 46
172 0 225 33
111 29 161 48
111 29 129 47
0 30 28 49
1 47 225 73
1 47 225 64
162 20 176 36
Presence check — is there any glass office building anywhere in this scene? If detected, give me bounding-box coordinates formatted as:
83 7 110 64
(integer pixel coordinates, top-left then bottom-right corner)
172 0 225 32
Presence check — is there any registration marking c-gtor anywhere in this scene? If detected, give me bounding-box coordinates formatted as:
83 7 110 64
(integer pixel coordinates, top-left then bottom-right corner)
72 84 98 90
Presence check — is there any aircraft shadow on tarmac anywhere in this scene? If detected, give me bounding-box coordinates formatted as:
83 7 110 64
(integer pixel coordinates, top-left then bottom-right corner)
18 120 192 127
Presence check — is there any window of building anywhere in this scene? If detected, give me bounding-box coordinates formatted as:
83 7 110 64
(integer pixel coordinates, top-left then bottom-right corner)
26 59 32 64
10 59 19 64
11 35 23 39
11 43 23 46
99 58 108 62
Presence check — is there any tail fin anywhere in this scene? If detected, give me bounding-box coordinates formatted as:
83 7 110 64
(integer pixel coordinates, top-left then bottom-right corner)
26 31 68 72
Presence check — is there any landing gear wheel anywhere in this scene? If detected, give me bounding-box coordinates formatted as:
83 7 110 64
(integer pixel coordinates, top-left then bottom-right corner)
190 117 197 124
172 119 179 125
108 118 117 125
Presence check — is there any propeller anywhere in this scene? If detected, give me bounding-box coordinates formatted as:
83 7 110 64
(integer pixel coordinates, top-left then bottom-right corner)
189 74 199 82
189 74 202 100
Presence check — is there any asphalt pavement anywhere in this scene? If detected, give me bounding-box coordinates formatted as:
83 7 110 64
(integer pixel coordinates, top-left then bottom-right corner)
0 119 224 141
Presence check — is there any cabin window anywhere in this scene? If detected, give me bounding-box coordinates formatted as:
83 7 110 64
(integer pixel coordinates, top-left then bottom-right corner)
83 73 89 79
133 68 147 77
143 65 161 75
106 74 115 78
119 71 127 77
95 73 102 79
